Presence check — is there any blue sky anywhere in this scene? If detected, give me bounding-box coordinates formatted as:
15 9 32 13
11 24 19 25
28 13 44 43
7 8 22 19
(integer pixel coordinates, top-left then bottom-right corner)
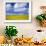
6 2 29 15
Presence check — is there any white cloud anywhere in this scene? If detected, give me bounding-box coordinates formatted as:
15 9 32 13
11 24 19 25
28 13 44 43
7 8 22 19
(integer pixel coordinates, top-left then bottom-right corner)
6 4 11 8
6 4 11 11
14 3 27 12
6 3 27 12
14 3 27 8
14 7 27 12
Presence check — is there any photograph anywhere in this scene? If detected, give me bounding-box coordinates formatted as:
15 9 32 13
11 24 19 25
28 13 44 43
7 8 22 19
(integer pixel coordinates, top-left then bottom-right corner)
6 2 31 22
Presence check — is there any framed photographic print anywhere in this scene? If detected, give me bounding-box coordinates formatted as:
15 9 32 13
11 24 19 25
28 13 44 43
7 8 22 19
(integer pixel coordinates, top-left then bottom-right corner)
5 1 31 22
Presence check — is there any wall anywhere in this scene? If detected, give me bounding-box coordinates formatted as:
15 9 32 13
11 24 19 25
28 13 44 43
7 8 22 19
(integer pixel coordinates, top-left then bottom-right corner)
0 0 46 41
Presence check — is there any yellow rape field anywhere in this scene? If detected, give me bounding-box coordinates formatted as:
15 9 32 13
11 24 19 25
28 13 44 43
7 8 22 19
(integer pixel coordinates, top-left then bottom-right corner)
6 15 29 20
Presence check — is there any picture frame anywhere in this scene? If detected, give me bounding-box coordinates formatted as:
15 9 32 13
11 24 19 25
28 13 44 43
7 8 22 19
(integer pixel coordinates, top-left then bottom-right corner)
5 0 31 22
